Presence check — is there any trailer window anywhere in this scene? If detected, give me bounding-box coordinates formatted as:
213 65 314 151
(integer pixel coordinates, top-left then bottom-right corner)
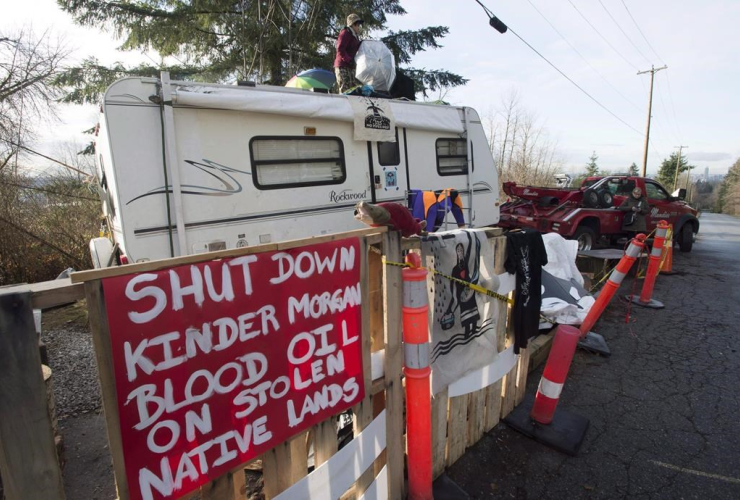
645 182 669 201
436 139 468 176
250 137 346 189
377 129 400 166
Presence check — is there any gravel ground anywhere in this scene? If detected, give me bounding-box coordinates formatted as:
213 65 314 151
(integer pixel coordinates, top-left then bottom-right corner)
42 325 102 420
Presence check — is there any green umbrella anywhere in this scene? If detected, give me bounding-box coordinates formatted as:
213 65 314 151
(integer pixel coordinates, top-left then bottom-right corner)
285 75 332 90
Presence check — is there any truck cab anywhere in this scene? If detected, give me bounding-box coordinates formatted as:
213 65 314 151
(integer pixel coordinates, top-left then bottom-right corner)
498 176 699 252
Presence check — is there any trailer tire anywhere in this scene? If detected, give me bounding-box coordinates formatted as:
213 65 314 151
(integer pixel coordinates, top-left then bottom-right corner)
598 189 614 208
583 189 599 208
679 224 694 252
574 226 597 251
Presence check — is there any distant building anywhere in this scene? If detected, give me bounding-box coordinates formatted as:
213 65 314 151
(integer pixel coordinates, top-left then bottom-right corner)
705 167 709 182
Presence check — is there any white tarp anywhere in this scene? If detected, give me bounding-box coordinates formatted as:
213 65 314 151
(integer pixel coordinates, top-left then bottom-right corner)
172 85 464 134
539 233 594 327
422 229 500 395
348 96 396 142
355 41 396 91
542 232 583 286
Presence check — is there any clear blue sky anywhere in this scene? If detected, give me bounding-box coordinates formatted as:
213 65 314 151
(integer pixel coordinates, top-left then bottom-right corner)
6 0 740 176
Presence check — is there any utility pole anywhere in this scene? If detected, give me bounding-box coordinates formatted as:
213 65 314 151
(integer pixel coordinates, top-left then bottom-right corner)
672 145 688 191
637 65 667 177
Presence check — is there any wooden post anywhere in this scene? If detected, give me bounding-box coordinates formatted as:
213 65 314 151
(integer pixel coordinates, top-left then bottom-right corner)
84 280 130 499
382 231 405 500
0 292 65 500
484 236 507 431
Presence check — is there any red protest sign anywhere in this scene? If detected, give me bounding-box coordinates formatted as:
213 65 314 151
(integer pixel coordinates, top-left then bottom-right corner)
100 238 364 500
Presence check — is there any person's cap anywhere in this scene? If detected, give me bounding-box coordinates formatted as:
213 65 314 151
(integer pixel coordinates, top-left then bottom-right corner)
632 187 642 197
347 13 363 26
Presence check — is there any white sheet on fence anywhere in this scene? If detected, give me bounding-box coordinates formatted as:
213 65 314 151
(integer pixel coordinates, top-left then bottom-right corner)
422 229 502 395
273 410 387 500
357 465 388 500
371 350 385 381
447 344 517 397
539 233 595 328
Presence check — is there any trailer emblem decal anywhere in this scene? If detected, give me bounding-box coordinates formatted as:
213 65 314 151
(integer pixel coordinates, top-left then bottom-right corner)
348 97 396 142
650 207 670 218
330 189 367 203
126 159 250 205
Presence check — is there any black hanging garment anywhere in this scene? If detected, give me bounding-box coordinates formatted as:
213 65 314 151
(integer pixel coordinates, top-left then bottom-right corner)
505 229 548 354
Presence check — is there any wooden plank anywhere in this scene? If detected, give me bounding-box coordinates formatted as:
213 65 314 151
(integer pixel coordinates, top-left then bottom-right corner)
382 231 405 500
84 280 130 499
263 441 291 500
200 467 246 500
71 227 386 283
314 416 338 467
0 292 66 500
353 237 375 497
500 303 518 419
484 237 508 432
528 333 554 373
369 249 385 352
0 278 85 310
515 345 531 406
467 388 486 447
445 394 468 466
263 431 307 500
431 389 449 479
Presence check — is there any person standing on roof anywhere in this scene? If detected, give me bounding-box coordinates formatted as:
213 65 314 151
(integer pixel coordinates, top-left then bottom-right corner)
334 13 363 93
619 187 650 233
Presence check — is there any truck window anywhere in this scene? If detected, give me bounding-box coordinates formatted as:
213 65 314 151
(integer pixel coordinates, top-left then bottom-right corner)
249 137 346 189
377 129 400 166
436 138 468 176
645 182 669 200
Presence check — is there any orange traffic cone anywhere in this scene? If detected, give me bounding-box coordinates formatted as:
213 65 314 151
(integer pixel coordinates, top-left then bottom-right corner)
660 225 674 274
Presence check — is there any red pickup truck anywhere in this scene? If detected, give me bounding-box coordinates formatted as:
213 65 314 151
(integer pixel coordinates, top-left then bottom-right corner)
497 176 699 252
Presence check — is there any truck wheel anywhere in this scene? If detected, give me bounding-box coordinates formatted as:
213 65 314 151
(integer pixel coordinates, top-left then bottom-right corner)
574 226 597 251
679 225 693 252
598 189 614 208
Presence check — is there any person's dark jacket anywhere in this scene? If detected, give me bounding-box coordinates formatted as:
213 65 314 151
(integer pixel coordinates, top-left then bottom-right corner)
619 195 649 232
334 28 361 68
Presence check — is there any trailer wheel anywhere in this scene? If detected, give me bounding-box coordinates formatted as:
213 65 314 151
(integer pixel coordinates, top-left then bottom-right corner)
574 226 597 251
678 224 694 252
598 189 614 208
583 189 599 208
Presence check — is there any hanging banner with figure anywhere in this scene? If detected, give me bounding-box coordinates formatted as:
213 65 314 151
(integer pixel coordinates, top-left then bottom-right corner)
422 229 500 394
100 238 364 500
348 96 396 142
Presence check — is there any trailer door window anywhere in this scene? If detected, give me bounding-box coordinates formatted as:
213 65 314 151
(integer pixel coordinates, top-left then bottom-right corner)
436 139 468 176
377 129 400 166
250 137 346 189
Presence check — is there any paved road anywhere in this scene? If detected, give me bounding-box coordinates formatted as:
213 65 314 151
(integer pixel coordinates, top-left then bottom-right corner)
448 213 740 499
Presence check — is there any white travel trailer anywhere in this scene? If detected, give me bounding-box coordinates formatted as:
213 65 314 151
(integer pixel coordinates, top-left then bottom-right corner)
90 73 499 266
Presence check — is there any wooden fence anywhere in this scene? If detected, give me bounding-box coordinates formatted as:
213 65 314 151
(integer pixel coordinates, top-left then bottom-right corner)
0 227 544 500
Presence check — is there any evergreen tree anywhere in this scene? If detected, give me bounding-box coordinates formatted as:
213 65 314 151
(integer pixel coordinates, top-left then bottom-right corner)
585 151 599 176
56 0 467 103
628 162 639 176
656 152 695 191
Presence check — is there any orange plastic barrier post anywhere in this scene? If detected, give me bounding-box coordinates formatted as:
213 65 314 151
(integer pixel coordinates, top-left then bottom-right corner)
626 221 669 308
402 253 433 500
577 234 646 356
660 225 675 274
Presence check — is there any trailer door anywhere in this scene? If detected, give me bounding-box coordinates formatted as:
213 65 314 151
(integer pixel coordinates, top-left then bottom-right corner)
369 128 409 204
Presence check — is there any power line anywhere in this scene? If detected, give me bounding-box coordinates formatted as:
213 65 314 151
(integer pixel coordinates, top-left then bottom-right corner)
620 0 665 65
619 1 683 142
566 0 639 71
662 71 684 142
526 0 640 111
597 0 652 66
0 180 98 201
473 0 642 135
4 141 93 177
